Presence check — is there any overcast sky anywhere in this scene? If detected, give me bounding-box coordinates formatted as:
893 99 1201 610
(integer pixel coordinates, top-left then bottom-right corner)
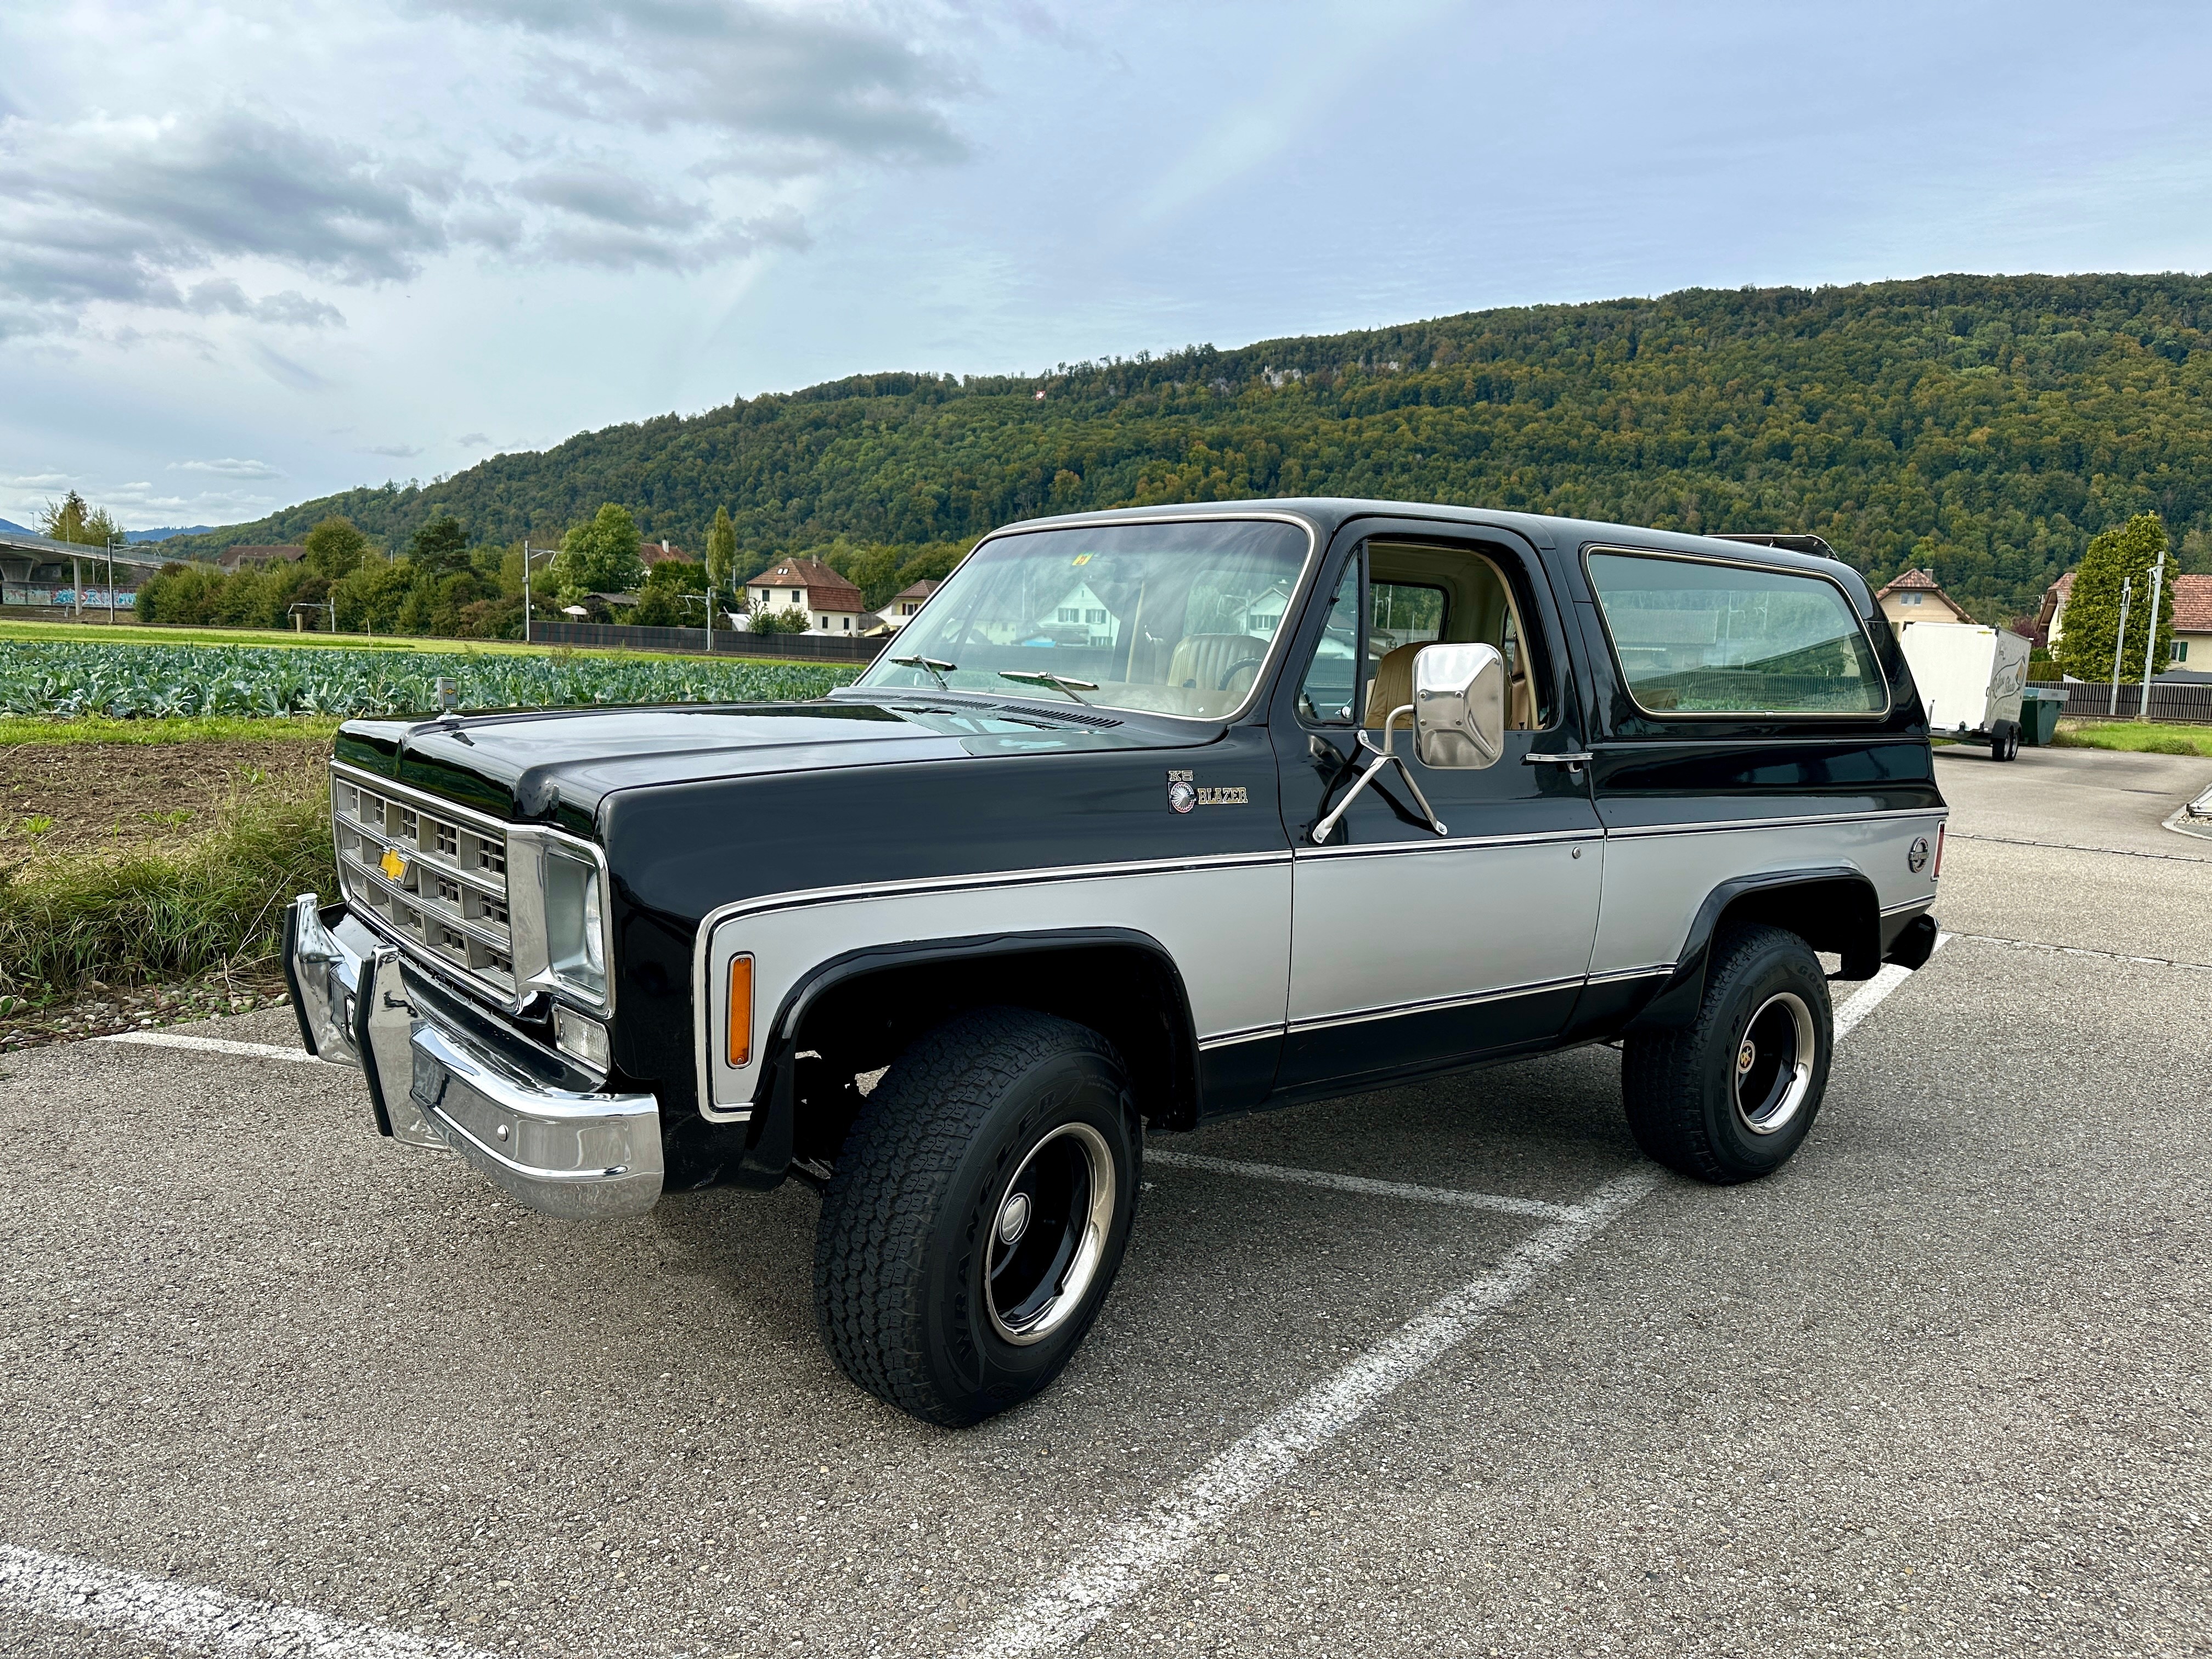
6 0 2212 532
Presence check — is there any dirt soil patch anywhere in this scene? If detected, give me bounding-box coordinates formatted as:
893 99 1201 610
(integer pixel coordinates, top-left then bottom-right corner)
0 967 289 1054
0 740 325 863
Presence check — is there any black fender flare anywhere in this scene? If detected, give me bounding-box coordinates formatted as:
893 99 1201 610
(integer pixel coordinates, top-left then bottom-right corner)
1625 865 1878 1031
731 926 1202 1186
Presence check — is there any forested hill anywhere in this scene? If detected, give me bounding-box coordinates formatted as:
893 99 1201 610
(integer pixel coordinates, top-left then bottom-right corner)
166 274 2212 622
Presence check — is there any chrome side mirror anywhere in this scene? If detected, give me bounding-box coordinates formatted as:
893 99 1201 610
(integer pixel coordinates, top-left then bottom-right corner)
1411 642 1505 769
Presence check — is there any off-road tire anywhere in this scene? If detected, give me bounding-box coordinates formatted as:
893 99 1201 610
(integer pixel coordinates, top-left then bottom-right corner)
813 1006 1140 1427
1622 924 1833 1184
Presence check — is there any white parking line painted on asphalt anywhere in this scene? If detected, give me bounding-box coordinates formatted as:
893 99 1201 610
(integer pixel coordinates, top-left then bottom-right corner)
1146 1150 1577 1219
967 1171 1658 1658
97 1030 325 1063
0 1542 488 1659
969 933 1946 1657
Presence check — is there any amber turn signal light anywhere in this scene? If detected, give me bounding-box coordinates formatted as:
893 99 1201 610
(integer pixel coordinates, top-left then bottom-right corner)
726 954 754 1068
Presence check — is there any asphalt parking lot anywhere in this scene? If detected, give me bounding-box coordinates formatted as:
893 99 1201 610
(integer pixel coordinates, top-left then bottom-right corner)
4 741 2211 1659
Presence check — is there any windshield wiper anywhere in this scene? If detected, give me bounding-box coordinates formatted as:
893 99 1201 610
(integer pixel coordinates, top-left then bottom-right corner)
998 669 1098 704
889 654 958 690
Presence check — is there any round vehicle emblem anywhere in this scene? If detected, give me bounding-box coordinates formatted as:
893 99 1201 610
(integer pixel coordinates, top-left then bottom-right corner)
1167 779 1197 815
1908 836 1931 874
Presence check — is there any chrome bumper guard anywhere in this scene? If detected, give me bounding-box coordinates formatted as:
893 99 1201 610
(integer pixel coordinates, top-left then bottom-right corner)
284 894 663 1220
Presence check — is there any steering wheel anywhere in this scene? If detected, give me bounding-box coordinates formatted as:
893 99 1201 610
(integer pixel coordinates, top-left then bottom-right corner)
1217 657 1264 691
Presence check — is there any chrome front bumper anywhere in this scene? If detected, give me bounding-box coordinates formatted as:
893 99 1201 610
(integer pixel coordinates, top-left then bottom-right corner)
284 894 663 1220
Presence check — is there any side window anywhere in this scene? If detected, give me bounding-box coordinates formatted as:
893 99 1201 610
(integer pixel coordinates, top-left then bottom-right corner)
1587 551 1887 716
1295 563 1361 724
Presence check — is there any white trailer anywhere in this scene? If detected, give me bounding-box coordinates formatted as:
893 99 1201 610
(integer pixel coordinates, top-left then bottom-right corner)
1898 621 2032 761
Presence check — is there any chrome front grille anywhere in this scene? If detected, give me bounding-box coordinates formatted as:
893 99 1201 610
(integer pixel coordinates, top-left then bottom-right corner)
332 771 516 996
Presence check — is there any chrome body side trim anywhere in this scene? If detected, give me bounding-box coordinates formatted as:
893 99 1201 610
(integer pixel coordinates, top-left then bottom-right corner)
287 893 662 1220
1604 807 1946 838
1285 973 1588 1036
1295 826 1600 861
1881 896 1936 917
1583 963 1677 986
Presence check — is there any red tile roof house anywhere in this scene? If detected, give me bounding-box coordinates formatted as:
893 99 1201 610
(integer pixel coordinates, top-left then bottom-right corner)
641 539 692 568
1872 567 1974 630
882 579 940 630
745 557 866 632
2041 568 2212 668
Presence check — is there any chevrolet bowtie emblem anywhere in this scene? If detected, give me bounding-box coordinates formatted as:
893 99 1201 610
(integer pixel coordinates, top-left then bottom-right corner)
380 848 409 882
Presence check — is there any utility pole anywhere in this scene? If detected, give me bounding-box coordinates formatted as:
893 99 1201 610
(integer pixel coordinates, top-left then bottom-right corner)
2109 578 2132 718
2138 545 2167 721
521 545 557 644
71 554 81 618
105 533 120 625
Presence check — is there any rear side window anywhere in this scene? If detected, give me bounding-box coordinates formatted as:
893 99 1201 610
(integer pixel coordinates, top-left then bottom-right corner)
1587 551 1887 716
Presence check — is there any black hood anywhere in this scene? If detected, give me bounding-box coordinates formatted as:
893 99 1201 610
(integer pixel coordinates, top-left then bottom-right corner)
332 695 1218 831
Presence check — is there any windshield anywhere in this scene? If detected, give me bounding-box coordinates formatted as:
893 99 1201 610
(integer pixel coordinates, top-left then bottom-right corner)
851 519 1313 718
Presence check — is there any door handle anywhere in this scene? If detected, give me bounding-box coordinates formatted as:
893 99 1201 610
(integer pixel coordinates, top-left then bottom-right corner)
1523 751 1593 769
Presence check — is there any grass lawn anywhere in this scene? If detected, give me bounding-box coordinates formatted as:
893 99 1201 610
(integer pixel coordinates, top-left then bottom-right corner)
0 615 794 666
2051 720 2212 757
0 714 345 746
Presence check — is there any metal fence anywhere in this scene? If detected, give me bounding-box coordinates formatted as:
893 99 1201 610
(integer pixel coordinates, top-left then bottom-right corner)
2053 681 2212 725
528 622 885 663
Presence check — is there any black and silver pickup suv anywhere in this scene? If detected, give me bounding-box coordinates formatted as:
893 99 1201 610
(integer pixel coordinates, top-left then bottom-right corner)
285 499 1945 1425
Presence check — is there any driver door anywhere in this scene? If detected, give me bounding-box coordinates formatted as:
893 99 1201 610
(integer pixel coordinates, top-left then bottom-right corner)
1271 529 1604 1093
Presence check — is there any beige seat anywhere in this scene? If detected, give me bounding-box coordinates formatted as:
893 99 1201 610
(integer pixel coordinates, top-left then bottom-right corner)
1364 641 1535 731
1167 634 1271 696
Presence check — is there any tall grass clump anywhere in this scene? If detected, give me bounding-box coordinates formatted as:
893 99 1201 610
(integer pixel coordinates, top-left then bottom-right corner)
0 784 336 994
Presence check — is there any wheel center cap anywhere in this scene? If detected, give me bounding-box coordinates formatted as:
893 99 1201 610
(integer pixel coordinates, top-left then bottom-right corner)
996 1191 1032 1247
1737 1040 1756 1074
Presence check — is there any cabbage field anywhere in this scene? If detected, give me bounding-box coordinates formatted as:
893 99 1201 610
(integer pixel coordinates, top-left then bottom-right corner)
0 640 859 720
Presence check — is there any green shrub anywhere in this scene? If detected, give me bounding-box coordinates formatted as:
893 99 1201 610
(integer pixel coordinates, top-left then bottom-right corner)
0 785 336 993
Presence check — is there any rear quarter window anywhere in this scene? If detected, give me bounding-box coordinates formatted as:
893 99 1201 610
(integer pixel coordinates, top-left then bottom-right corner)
1586 550 1888 717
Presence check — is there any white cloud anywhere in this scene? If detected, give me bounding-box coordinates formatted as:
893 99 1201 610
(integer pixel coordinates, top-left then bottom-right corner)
358 443 425 458
168 457 284 477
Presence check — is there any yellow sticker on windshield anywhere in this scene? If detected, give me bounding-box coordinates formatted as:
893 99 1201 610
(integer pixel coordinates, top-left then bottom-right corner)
1071 553 1092 565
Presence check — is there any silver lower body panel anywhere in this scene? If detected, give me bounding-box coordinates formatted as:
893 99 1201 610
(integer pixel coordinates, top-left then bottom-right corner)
284 894 663 1220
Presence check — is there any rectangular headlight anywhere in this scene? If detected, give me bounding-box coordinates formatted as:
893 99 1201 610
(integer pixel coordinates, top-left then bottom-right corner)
541 847 608 1003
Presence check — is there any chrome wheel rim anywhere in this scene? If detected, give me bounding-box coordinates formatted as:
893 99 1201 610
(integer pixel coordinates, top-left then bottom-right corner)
984 1121 1116 1347
1733 991 1816 1136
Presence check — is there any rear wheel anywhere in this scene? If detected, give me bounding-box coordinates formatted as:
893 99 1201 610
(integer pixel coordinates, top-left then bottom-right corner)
1991 720 2019 761
813 1006 1139 1426
1622 924 1833 1184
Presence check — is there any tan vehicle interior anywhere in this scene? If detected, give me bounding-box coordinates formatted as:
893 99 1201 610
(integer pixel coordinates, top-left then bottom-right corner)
1362 541 1543 733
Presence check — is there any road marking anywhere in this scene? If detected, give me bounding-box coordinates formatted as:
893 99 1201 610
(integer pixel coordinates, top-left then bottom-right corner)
1946 930 2212 974
1946 830 2212 865
0 1542 488 1658
969 933 1944 1657
97 1030 324 1063
1146 1150 1575 1219
966 1171 1658 1657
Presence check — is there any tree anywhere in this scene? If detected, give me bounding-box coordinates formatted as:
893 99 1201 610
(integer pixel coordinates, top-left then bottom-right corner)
303 516 369 579
2056 512 2173 687
405 515 471 578
631 557 709 627
551 503 645 606
39 490 122 546
705 505 737 603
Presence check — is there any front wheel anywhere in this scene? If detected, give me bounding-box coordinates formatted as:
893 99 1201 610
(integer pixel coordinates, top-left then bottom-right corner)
1622 924 1833 1184
814 1007 1139 1426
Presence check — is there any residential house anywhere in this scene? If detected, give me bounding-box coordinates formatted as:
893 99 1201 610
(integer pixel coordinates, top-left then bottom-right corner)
1872 568 1973 630
881 579 939 630
641 539 692 568
747 557 866 632
1039 579 1119 647
217 544 307 574
2041 568 2212 667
